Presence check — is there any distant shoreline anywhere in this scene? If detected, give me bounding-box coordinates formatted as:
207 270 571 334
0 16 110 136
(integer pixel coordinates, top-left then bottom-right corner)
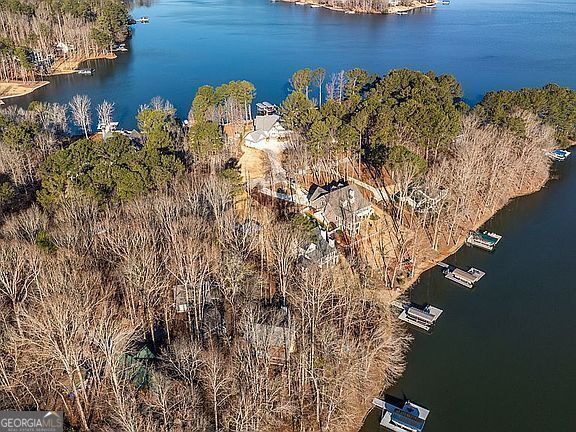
276 0 439 15
0 52 118 102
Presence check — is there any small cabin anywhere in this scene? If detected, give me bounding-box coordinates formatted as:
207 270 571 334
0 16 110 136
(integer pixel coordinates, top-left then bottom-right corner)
249 323 296 365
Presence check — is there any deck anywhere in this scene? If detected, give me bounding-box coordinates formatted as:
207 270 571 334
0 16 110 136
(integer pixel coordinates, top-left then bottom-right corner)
373 398 430 432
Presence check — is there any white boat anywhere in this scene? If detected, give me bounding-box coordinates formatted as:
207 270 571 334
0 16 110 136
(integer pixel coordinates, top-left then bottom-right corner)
138 16 150 23
393 302 443 331
373 397 430 432
76 68 94 75
466 230 502 251
310 4 322 7
546 149 571 161
425 3 437 7
396 11 408 15
443 266 485 289
345 10 356 13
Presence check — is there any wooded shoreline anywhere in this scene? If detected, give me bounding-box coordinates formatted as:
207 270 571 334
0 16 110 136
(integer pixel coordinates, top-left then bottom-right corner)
0 53 118 101
352 169 552 432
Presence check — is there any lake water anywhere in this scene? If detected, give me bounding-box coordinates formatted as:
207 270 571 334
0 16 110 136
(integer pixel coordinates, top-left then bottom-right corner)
6 0 576 430
9 0 576 129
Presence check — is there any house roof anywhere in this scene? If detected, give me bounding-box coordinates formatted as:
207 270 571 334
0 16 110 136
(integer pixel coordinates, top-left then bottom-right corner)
298 228 336 266
255 114 281 133
252 323 296 350
245 130 268 143
309 181 372 225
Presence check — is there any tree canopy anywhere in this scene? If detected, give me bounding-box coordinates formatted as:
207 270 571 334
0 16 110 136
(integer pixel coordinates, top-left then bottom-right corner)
38 110 184 207
279 68 464 167
476 84 576 147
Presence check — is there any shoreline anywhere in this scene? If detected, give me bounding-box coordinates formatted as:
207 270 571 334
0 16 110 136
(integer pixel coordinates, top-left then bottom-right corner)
353 173 551 432
0 52 118 102
50 52 117 76
277 0 438 15
0 80 51 101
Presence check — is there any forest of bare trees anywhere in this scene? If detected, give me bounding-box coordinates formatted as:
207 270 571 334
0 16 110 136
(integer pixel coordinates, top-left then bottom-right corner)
0 172 410 431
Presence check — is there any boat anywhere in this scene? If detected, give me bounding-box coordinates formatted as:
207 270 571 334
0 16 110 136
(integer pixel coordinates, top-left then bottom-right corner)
546 149 571 161
441 0 450 4
442 264 485 289
111 44 128 52
396 11 409 15
76 68 94 75
372 397 430 432
310 4 322 7
345 10 356 13
425 3 437 7
138 16 150 23
466 230 502 251
392 301 443 332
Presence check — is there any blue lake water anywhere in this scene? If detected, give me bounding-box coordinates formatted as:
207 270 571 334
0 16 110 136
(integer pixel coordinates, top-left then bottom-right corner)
6 0 576 430
9 0 576 128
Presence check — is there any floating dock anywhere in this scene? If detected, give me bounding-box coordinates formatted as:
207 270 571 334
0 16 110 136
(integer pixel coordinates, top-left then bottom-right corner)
373 397 430 432
440 263 485 288
466 230 502 251
391 301 443 332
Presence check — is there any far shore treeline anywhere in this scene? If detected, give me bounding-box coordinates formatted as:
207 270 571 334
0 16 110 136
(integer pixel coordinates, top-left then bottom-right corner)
0 68 574 431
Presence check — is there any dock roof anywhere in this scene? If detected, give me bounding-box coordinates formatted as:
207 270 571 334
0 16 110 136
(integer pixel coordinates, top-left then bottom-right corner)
407 307 435 324
452 268 478 283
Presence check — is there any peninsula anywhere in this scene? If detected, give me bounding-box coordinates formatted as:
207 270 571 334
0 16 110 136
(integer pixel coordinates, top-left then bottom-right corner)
0 64 574 431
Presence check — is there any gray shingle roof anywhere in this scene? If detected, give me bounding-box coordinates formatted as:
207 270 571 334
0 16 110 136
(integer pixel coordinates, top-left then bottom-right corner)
309 181 372 225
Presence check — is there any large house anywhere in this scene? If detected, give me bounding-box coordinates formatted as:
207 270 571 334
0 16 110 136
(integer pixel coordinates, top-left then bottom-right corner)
244 114 288 149
308 181 374 235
